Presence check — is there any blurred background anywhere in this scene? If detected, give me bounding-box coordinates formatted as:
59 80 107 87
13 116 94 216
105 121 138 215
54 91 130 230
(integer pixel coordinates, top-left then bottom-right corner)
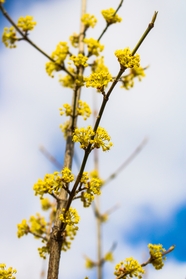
0 0 186 278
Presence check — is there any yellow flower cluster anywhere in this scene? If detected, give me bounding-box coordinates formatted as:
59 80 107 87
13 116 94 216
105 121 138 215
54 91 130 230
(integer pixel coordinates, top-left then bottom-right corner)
84 38 104 56
0 0 5 3
80 172 102 207
46 42 69 77
17 219 29 238
59 74 74 88
59 120 70 139
17 15 36 32
17 214 47 238
73 126 113 151
85 257 95 269
2 27 17 48
33 167 74 198
73 126 94 149
59 100 91 120
69 33 79 48
85 70 112 92
59 207 80 227
59 103 72 116
81 13 97 28
101 8 122 24
70 53 88 68
38 245 49 259
62 223 78 252
91 56 109 73
0 264 17 279
121 66 146 90
115 48 140 69
104 251 114 262
77 100 92 120
29 214 47 237
40 197 52 211
114 257 145 279
148 243 166 270
93 127 113 151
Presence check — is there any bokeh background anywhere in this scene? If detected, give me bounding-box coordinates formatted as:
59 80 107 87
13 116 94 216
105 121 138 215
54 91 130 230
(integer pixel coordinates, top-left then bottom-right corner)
0 0 186 278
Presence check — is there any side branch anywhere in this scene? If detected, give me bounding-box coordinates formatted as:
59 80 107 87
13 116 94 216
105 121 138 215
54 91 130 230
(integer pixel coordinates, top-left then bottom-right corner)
132 11 158 55
0 4 74 78
104 138 148 186
97 0 124 42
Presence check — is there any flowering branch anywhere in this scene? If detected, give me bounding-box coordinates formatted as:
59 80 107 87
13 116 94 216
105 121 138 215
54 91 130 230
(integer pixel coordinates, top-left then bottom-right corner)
65 11 158 215
97 0 124 42
0 4 74 78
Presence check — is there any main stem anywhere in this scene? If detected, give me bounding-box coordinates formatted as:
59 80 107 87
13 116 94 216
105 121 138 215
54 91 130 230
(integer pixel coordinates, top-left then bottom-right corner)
93 100 103 279
47 1 86 279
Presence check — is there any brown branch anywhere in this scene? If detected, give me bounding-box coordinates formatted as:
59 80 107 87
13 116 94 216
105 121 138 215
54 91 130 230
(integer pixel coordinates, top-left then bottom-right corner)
29 231 48 242
47 1 87 279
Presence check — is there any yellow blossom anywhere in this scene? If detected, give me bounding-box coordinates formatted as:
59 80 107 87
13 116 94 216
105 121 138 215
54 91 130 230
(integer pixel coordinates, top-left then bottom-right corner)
115 47 140 69
101 8 122 24
62 223 78 251
59 121 70 139
79 171 102 207
114 257 145 279
73 126 95 150
104 252 114 262
0 0 5 3
73 126 113 151
69 33 79 48
70 53 88 68
85 257 95 269
59 207 80 227
81 13 97 28
46 42 69 77
2 27 17 48
29 213 47 237
38 245 49 259
59 103 72 116
148 243 166 270
77 100 92 120
59 74 74 88
33 168 74 198
85 70 112 92
17 15 36 32
0 264 17 279
40 198 52 211
17 219 29 238
84 38 104 56
91 56 109 73
94 127 113 151
120 66 146 90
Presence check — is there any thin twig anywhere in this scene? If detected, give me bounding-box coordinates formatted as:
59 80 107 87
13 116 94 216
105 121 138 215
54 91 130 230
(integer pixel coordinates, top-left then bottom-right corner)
141 245 175 268
116 245 175 279
0 4 74 79
39 146 62 170
97 0 124 42
132 11 158 55
29 231 48 242
103 138 148 186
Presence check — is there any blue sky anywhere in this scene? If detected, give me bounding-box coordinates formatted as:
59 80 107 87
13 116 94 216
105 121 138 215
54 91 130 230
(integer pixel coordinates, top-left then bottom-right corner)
125 202 186 262
0 0 186 279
